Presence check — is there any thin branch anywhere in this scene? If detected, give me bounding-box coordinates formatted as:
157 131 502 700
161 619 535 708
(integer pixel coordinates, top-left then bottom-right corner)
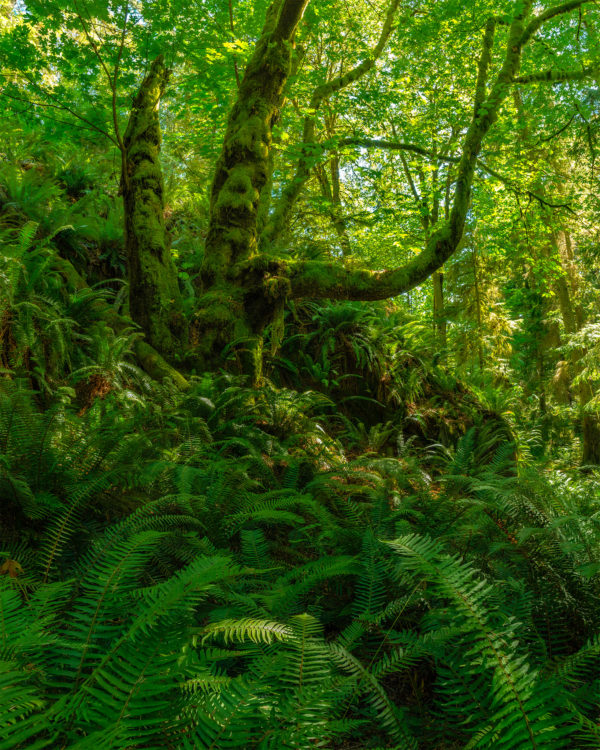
399 152 421 203
329 137 574 210
111 2 129 152
520 0 595 46
308 0 401 108
476 158 575 212
0 83 118 145
537 112 576 143
72 0 116 93
262 0 401 245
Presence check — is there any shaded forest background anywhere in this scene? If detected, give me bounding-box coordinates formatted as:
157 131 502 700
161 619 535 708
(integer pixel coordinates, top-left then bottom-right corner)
1 0 600 747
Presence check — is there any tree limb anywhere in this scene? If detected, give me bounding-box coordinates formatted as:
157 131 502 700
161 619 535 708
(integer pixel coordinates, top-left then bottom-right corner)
0 77 118 146
513 65 599 84
261 0 401 246
520 0 595 46
332 137 573 209
271 4 535 301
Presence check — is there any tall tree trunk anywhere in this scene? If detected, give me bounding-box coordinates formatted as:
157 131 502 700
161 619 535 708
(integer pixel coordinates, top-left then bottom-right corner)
545 216 600 464
555 228 600 462
195 0 309 383
121 55 185 355
472 246 484 373
315 157 352 256
432 271 444 335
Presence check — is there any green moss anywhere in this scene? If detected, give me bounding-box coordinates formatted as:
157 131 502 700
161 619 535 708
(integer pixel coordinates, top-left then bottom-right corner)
264 274 291 300
122 55 185 355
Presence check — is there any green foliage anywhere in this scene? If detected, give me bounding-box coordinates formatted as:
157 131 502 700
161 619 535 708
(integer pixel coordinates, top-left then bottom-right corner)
1 372 600 748
1 0 600 747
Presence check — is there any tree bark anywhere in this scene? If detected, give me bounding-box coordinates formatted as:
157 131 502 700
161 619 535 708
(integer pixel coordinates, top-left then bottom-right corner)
121 55 185 356
194 0 309 382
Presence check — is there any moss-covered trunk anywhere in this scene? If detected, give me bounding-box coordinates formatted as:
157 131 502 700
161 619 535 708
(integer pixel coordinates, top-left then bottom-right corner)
122 55 185 356
194 0 308 382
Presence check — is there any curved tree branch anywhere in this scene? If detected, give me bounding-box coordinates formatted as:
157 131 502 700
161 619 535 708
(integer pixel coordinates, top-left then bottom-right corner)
277 3 532 301
520 0 595 46
513 65 599 84
273 1 597 302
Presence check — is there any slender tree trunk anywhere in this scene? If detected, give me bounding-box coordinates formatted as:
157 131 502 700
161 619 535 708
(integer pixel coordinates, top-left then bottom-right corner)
316 157 351 256
472 246 484 373
545 216 600 464
121 55 185 355
432 270 446 350
555 228 600 462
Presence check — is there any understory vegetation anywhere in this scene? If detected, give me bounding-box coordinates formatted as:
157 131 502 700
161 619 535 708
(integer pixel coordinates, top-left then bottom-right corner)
1 0 600 747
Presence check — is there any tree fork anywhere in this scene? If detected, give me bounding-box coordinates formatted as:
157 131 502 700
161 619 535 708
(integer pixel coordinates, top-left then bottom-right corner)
192 0 598 383
193 0 309 384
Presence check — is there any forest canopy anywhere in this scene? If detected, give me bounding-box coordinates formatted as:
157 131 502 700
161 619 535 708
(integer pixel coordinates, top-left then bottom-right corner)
1 0 600 748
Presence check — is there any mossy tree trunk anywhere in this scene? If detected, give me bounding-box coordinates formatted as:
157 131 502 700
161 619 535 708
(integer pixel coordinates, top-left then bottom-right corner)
195 0 309 382
122 55 185 356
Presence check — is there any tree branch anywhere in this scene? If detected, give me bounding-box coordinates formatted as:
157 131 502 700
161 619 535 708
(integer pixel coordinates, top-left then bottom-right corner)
520 0 595 46
0 82 118 145
228 0 241 88
273 0 309 40
200 0 310 286
262 0 401 246
332 137 573 210
513 65 599 84
273 4 535 301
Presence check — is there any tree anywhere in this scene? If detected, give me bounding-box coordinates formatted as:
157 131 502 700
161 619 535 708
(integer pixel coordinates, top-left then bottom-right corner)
2 0 599 388
188 0 600 382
